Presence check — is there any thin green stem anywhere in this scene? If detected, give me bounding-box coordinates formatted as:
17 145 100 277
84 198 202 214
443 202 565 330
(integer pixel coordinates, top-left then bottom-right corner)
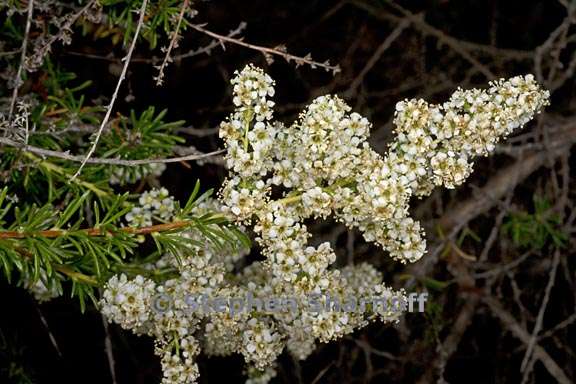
24 152 110 198
277 194 302 205
55 265 99 286
276 178 357 205
242 110 253 151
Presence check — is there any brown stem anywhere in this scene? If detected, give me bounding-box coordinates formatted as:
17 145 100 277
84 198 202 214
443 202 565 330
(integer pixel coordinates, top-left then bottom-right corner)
0 220 194 239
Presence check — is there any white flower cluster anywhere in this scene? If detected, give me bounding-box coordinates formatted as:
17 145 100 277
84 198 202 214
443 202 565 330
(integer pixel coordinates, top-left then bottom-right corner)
156 336 200 384
245 364 278 384
101 260 398 383
216 65 547 371
100 66 548 384
110 163 167 185
125 187 175 227
24 270 62 302
101 274 156 329
220 66 549 266
393 74 549 192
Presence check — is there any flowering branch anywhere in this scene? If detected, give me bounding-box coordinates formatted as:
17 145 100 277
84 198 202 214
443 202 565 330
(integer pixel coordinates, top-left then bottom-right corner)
96 65 549 384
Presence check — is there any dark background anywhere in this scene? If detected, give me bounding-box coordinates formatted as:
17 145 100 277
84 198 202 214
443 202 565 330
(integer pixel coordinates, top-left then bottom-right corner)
1 0 575 383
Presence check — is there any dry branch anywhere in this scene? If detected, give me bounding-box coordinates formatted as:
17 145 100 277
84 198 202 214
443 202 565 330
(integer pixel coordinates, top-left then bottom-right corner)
0 137 224 165
7 0 34 124
483 295 572 384
71 0 148 180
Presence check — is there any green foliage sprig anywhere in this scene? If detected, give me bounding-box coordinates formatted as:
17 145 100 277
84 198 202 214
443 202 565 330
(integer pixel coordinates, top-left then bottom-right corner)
0 181 249 311
502 196 568 249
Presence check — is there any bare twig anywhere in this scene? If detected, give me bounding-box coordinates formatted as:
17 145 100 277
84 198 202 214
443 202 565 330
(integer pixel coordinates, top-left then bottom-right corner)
551 49 576 91
520 250 561 377
71 0 148 181
154 0 190 85
538 313 576 341
483 295 572 384
177 126 220 137
310 363 334 384
534 7 575 86
175 22 247 60
350 0 533 59
0 136 224 166
7 0 34 125
352 1 504 79
101 314 118 384
189 23 341 74
471 251 533 279
479 192 514 262
346 19 410 94
65 23 247 63
385 2 495 79
421 239 480 383
0 49 21 57
26 0 96 71
35 304 62 358
353 339 399 360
